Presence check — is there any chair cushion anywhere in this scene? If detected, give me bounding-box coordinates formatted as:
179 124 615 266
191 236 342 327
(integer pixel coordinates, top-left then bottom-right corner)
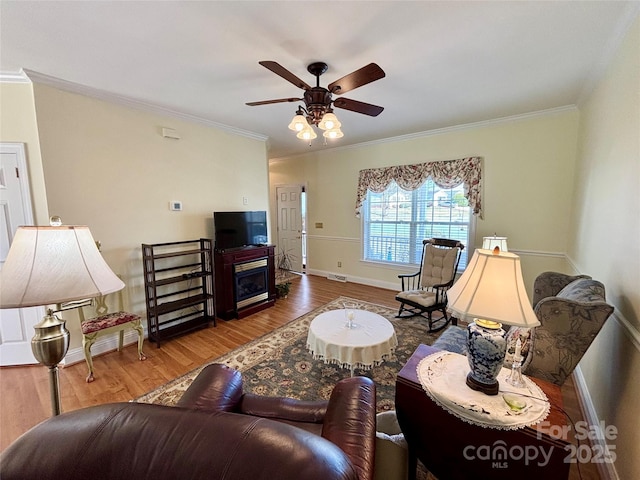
556 278 606 303
81 311 141 334
420 245 459 288
396 290 437 308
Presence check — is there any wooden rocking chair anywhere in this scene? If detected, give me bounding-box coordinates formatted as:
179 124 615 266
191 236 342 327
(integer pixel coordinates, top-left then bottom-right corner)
395 238 464 332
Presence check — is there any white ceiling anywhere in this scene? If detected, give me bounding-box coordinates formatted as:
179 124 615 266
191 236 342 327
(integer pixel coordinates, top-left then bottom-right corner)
1 1 637 159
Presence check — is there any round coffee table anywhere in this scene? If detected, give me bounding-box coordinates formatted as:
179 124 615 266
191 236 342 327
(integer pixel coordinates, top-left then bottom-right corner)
306 308 398 376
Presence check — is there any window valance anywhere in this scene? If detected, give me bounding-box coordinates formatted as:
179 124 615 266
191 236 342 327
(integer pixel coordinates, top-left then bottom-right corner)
355 157 483 218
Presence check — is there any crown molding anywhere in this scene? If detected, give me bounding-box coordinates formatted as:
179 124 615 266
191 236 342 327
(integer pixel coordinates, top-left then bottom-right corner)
271 105 578 161
0 70 31 83
19 69 268 142
364 105 579 146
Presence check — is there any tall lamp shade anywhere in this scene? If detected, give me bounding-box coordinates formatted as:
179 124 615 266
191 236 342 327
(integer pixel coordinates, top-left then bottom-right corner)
1 226 124 307
446 248 539 395
0 225 124 415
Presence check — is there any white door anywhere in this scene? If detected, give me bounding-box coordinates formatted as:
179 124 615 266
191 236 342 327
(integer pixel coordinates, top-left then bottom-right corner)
0 143 42 366
276 185 304 273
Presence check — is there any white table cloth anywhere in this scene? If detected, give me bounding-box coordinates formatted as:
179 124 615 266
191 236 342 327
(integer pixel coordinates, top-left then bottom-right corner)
416 351 550 430
306 309 398 375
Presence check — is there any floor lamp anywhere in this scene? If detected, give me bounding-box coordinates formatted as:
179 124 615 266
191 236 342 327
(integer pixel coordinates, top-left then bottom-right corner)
0 222 124 415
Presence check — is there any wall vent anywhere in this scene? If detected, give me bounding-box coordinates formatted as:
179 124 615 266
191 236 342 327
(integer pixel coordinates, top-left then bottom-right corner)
327 273 347 283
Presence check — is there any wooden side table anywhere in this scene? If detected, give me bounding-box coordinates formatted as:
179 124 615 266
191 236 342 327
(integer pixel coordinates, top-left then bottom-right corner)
396 344 570 479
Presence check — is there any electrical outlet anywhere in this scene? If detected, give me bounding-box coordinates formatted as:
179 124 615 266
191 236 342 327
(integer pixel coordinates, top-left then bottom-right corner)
338 261 342 268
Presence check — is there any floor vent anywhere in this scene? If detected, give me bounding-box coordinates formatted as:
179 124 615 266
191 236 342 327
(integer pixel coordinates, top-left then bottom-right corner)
327 273 347 282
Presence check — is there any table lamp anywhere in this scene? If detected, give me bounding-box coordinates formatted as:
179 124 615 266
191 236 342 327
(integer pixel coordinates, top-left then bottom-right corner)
446 247 539 395
0 220 124 415
482 235 508 252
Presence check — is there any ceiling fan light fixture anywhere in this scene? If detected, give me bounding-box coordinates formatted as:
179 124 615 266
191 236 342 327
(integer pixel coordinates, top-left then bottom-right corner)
318 111 341 131
323 127 344 139
296 125 317 140
248 60 385 145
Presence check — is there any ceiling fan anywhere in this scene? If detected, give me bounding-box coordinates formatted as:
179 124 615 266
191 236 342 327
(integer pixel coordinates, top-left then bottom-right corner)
246 61 385 139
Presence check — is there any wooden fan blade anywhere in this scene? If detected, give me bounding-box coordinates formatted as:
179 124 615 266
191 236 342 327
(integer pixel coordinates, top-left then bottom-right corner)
246 97 303 106
333 97 384 117
328 63 385 95
259 61 312 90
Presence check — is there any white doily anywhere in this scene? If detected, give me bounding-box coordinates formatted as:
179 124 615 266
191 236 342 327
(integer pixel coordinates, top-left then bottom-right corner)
417 351 550 430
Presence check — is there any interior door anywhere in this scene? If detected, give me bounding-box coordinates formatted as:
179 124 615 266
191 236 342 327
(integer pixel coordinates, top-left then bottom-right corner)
0 143 42 366
276 185 304 273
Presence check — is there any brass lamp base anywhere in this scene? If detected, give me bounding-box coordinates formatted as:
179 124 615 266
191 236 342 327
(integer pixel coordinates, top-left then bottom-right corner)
31 311 70 416
466 373 499 396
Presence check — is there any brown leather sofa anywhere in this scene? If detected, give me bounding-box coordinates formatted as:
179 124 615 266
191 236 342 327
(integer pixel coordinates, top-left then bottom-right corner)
1 364 377 480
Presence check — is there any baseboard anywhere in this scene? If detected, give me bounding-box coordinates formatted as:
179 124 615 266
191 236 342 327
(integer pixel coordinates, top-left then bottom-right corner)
307 268 398 291
572 366 619 480
62 329 147 367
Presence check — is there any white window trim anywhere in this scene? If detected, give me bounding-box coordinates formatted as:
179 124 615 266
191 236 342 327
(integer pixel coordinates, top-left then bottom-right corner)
359 192 476 270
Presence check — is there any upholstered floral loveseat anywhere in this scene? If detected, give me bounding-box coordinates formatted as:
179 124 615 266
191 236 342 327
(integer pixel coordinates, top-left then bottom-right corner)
433 271 615 385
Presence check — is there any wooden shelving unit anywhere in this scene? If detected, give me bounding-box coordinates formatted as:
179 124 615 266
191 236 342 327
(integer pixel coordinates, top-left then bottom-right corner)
142 239 215 346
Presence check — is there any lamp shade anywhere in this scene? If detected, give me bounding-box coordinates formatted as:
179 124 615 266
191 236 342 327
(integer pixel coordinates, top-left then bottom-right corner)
482 236 508 252
0 226 124 308
446 249 539 327
296 126 317 140
288 113 308 132
318 112 341 131
323 127 344 139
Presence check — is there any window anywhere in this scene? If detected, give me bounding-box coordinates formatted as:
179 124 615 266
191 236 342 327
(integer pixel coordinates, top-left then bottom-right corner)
362 179 472 268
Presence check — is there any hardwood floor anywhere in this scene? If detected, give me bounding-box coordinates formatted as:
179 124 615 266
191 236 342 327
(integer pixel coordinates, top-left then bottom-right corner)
0 274 601 478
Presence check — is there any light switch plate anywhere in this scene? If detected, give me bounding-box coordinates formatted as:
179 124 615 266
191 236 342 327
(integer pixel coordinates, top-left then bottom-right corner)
170 201 182 211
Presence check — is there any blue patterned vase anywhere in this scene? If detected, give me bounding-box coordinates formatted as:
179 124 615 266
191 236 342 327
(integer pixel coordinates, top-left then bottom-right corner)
466 320 507 395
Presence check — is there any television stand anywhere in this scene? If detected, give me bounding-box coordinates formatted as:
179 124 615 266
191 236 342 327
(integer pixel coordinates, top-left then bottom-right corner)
214 245 276 320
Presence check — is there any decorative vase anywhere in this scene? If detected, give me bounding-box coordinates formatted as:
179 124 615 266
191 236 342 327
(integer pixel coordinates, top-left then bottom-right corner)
466 320 507 395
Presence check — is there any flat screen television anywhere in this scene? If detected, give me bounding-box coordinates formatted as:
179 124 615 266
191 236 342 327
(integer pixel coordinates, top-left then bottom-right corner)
213 211 268 250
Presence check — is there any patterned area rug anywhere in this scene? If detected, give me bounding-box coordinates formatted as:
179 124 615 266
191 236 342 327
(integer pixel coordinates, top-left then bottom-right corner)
136 296 445 410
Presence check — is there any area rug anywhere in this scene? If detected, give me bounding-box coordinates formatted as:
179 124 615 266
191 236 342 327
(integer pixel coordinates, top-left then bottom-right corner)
136 296 445 411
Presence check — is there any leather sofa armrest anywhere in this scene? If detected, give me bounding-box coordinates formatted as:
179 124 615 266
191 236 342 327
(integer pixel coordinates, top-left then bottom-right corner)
239 394 328 423
532 272 591 306
322 377 377 480
177 363 243 412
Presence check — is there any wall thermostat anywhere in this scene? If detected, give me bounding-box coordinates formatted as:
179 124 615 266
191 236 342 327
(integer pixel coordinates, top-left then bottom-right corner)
170 201 183 211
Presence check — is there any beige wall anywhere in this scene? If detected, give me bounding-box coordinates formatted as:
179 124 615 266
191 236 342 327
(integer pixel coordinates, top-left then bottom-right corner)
0 82 49 224
569 17 639 479
13 83 270 351
270 109 578 292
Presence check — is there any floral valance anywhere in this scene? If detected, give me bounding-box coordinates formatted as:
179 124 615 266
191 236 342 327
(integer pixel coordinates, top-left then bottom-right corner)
355 157 483 218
